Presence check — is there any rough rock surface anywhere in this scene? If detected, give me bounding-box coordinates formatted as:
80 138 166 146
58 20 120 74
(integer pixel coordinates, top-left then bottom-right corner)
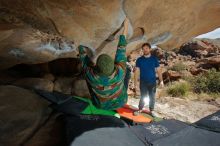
53 77 75 94
179 38 220 58
0 85 51 146
0 0 220 68
24 113 65 146
12 77 54 92
71 78 91 98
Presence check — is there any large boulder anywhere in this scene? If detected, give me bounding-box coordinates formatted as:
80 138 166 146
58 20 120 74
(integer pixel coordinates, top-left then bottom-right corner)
198 55 220 70
53 77 75 94
12 78 54 92
124 0 220 48
24 113 65 146
0 0 220 68
0 85 51 146
179 38 220 58
163 70 182 83
71 78 91 98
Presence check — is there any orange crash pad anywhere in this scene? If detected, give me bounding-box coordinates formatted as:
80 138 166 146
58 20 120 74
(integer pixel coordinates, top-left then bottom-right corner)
116 105 152 123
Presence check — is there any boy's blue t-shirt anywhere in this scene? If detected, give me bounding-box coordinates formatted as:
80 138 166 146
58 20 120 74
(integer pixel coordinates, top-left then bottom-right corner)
136 55 159 84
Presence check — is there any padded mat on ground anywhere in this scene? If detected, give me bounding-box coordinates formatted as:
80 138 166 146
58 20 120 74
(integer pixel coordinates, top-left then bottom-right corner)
153 126 220 146
36 90 118 117
130 119 189 145
64 115 146 146
194 110 220 132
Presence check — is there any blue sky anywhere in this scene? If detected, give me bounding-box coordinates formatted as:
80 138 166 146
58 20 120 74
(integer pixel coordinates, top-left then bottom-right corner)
196 28 220 39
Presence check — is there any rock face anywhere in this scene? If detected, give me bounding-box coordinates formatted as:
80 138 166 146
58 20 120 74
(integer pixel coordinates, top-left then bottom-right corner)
0 0 220 69
24 113 65 146
179 38 220 58
54 77 74 94
71 78 91 98
12 78 54 92
0 85 51 146
179 38 220 71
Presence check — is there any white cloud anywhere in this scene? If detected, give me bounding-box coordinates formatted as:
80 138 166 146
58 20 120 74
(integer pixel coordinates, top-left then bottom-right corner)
196 28 220 39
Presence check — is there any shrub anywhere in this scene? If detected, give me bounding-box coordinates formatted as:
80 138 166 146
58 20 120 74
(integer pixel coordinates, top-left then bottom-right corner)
192 69 220 94
167 81 191 97
169 62 187 72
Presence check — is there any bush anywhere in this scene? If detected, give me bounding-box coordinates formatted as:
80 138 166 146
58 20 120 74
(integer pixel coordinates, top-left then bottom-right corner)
169 62 187 72
192 69 220 93
167 81 191 97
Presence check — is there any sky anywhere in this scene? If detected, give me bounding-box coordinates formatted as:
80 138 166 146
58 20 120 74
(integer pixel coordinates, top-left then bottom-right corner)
196 28 220 39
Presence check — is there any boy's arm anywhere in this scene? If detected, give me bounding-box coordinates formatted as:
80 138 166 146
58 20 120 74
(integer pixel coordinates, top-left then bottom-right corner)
115 18 129 67
78 45 93 70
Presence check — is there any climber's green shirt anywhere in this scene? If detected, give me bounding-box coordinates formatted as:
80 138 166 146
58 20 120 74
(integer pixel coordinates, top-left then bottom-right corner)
79 35 127 110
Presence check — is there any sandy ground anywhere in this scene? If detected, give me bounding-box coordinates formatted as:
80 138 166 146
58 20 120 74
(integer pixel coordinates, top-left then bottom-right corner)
128 96 220 123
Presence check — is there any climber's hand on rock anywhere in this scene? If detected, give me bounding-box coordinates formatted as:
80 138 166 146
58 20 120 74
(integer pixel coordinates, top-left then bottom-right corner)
78 45 86 54
78 45 95 58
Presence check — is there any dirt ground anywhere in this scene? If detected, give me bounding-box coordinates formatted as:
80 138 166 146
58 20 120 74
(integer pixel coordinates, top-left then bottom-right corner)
128 95 220 123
